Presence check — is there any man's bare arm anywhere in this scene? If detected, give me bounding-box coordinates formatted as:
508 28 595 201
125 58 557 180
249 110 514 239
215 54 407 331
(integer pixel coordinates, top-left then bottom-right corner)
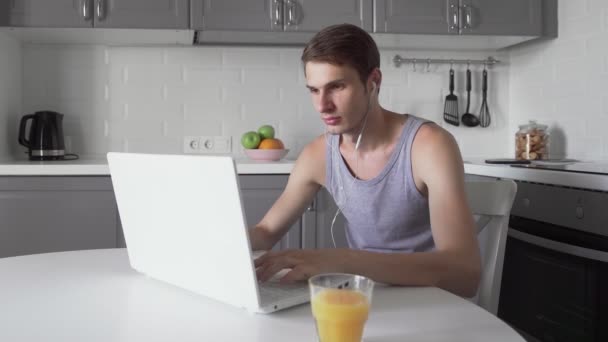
249 137 324 250
255 125 481 297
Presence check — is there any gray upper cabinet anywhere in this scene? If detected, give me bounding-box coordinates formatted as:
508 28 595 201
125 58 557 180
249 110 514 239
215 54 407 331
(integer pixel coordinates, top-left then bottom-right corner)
375 0 542 36
0 0 189 29
191 0 372 32
374 0 453 34
191 0 278 31
461 0 541 36
94 0 189 29
0 0 92 27
283 0 372 32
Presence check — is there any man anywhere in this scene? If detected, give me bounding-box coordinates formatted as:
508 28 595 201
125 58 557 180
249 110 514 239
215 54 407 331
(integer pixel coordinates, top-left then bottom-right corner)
251 24 481 297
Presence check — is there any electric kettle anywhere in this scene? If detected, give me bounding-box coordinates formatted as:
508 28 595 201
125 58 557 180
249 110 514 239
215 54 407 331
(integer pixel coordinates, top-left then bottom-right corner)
18 111 66 160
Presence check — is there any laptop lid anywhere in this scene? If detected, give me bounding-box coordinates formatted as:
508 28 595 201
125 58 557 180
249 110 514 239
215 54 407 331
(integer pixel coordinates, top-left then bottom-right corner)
107 152 261 311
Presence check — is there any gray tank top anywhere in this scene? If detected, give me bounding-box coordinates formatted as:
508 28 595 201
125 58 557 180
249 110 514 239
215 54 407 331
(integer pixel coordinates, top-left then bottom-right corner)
325 115 434 253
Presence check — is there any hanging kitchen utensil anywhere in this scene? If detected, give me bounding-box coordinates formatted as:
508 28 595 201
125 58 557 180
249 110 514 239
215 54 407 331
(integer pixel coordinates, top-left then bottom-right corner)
443 67 460 126
461 66 479 127
479 68 491 128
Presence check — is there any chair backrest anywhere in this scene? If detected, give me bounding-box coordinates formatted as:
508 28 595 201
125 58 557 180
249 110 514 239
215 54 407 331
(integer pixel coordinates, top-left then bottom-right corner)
465 180 517 315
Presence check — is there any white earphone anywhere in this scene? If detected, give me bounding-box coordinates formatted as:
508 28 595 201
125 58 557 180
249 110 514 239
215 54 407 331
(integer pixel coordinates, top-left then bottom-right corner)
354 81 377 151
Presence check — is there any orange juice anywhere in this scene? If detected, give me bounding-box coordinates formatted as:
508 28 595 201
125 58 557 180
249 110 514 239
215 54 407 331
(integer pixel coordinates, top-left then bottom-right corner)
311 288 370 342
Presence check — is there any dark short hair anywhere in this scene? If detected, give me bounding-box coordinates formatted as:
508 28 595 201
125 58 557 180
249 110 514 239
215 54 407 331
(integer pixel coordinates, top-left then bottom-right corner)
301 24 380 84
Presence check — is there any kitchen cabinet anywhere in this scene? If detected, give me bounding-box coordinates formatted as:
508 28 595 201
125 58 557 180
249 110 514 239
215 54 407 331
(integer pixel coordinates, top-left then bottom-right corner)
374 0 542 36
239 175 305 251
314 188 348 249
191 0 372 32
0 175 311 258
0 0 189 29
0 176 119 258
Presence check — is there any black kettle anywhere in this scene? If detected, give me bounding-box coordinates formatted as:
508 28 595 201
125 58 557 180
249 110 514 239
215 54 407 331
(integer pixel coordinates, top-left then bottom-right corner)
18 111 66 160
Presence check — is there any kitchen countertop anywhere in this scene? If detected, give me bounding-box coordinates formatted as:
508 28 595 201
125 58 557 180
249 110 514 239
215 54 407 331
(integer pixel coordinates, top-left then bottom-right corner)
1 156 607 191
464 159 608 191
0 155 295 175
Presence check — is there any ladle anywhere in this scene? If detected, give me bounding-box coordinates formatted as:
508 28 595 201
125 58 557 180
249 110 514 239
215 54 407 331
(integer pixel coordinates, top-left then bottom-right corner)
461 66 479 127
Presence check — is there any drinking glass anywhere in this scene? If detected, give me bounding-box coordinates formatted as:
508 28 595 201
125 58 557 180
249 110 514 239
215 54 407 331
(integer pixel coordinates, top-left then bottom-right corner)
309 273 375 342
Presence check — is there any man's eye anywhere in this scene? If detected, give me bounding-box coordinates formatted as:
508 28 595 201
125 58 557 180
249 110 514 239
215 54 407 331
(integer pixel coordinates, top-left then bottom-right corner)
309 88 319 94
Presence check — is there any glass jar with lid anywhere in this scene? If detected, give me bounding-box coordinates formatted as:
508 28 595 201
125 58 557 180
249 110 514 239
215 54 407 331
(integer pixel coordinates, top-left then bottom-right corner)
515 120 549 160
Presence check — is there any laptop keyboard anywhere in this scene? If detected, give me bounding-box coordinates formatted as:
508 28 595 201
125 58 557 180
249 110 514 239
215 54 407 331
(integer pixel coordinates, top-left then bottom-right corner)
259 281 309 305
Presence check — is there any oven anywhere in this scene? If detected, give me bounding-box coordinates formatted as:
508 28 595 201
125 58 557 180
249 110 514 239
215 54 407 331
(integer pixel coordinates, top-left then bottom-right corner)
497 180 608 342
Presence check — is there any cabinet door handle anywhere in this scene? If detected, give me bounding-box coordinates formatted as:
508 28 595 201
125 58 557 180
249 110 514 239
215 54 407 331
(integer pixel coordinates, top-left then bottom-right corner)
96 0 106 21
306 199 316 212
273 0 283 26
286 0 297 26
461 4 473 29
81 0 92 20
448 3 459 32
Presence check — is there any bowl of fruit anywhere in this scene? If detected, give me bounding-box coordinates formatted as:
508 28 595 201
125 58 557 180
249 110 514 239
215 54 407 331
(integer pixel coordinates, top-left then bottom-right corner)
241 125 289 161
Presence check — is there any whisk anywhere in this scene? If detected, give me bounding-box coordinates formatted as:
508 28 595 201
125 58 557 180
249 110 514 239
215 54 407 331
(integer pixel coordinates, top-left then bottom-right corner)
479 69 491 128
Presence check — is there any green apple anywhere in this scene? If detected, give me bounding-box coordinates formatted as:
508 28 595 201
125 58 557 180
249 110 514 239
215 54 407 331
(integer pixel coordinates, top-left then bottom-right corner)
257 125 275 140
241 131 261 149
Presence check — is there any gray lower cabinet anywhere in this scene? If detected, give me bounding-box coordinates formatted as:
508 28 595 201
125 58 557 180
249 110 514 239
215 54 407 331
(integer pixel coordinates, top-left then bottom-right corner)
314 188 348 249
239 175 303 251
0 176 119 258
191 0 372 32
374 0 542 36
0 174 327 258
0 0 189 29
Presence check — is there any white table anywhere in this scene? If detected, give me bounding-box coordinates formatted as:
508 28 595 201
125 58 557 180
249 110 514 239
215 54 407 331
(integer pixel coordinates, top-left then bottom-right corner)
0 249 524 342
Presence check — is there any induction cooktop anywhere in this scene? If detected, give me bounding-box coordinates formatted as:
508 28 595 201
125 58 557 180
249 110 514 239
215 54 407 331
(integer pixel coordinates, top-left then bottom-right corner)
509 161 608 176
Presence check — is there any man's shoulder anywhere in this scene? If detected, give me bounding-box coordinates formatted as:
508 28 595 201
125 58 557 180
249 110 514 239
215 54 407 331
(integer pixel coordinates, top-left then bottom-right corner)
300 134 327 158
414 121 455 148
291 134 327 186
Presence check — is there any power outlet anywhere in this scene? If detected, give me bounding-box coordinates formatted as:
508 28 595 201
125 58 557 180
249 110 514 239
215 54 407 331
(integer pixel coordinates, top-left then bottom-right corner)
200 136 232 154
183 136 200 154
183 136 231 154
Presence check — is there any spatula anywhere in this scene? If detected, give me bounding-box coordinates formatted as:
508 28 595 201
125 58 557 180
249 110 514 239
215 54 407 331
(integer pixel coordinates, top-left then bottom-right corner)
443 68 460 126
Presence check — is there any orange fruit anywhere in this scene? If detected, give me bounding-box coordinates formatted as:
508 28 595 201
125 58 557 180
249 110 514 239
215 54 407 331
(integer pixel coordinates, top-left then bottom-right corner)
258 138 284 149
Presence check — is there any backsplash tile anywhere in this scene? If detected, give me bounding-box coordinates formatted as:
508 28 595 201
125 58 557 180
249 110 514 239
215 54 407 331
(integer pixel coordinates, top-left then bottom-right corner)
508 0 608 160
17 43 510 160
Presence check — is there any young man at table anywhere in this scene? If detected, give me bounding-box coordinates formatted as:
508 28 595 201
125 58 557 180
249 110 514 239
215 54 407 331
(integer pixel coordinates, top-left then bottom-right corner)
250 24 481 297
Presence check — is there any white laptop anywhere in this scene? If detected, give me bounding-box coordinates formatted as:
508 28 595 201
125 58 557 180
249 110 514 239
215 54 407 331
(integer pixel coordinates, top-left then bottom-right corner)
107 152 309 313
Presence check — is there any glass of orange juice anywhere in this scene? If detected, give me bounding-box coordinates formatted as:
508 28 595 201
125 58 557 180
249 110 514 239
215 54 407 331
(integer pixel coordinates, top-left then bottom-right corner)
309 273 375 342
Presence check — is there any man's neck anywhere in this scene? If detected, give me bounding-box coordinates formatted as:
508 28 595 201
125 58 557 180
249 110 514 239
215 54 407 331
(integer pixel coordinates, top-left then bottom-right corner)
341 108 396 152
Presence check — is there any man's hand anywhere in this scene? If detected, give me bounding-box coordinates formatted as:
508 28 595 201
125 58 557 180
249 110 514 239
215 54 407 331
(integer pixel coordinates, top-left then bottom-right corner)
254 249 352 284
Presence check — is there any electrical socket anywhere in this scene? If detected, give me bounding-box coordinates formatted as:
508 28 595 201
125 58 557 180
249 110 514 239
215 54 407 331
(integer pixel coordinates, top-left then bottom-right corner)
183 136 200 154
183 136 231 154
200 136 232 154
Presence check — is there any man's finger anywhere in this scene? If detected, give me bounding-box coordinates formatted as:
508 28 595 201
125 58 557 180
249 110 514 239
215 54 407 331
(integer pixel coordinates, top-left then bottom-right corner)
259 254 304 282
279 267 309 284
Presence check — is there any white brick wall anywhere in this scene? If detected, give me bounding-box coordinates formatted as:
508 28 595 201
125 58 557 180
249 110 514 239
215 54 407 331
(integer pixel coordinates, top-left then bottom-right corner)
508 0 608 160
0 33 21 159
19 44 510 160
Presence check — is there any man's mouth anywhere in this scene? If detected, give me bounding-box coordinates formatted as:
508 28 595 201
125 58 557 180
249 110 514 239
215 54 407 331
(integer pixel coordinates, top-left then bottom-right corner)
323 116 341 126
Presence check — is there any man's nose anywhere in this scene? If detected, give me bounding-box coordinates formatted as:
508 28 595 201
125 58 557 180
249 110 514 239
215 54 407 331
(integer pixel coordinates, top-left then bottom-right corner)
316 92 335 114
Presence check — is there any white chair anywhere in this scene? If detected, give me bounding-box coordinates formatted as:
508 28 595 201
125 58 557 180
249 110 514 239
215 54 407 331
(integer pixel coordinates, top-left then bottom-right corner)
465 180 517 315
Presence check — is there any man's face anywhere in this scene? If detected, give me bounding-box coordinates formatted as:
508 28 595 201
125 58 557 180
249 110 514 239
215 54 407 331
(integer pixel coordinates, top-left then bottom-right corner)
305 61 370 135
